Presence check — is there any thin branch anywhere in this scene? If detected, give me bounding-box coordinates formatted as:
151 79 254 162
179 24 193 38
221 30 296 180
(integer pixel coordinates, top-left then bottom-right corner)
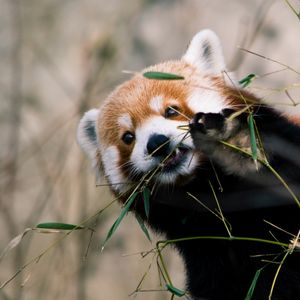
239 47 300 76
283 0 300 20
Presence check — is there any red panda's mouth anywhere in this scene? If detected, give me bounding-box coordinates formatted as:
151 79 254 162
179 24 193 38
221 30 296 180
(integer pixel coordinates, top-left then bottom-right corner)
161 146 190 172
124 145 194 184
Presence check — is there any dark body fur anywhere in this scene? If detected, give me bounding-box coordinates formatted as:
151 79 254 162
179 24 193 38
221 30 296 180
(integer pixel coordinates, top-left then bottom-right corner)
134 106 300 300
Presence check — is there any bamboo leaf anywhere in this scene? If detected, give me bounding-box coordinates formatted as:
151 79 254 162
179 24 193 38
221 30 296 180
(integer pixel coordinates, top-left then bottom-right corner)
248 113 258 165
245 268 262 300
136 214 151 242
166 284 186 297
36 222 84 231
239 74 255 88
0 229 32 262
102 192 138 250
143 71 184 80
142 187 151 218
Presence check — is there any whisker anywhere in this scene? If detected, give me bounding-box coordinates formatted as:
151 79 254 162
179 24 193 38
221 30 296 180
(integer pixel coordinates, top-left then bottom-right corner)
96 181 131 187
187 151 195 169
105 160 132 172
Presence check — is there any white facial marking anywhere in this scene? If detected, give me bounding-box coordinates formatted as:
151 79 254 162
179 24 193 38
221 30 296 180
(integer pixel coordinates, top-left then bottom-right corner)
187 87 226 114
118 113 133 129
101 145 128 193
149 95 164 113
130 116 199 183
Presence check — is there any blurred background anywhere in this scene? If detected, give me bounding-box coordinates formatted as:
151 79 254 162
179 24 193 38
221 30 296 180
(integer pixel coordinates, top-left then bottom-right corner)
0 0 299 299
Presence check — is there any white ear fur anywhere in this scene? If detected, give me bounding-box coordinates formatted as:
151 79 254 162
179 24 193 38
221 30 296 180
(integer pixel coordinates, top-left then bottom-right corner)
77 109 100 164
182 29 226 74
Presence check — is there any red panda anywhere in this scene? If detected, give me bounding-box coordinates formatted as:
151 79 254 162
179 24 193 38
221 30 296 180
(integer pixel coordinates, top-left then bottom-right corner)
77 30 300 299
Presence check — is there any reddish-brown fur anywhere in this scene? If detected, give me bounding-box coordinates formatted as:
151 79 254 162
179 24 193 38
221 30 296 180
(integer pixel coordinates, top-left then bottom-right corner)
97 61 262 165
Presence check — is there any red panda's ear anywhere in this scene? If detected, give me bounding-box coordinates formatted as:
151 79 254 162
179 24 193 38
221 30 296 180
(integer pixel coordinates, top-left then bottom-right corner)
77 109 100 167
182 29 226 74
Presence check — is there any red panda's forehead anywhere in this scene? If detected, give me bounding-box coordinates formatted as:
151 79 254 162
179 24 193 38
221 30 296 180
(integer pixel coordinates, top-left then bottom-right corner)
98 73 194 145
104 61 194 115
97 60 261 146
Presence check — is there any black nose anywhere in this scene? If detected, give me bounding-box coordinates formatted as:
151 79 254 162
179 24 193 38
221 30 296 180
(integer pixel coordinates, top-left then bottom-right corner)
147 134 170 157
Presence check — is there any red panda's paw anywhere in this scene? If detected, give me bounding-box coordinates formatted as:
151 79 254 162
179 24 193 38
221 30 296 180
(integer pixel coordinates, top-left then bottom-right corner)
189 109 246 156
189 109 237 141
189 110 261 174
191 112 225 135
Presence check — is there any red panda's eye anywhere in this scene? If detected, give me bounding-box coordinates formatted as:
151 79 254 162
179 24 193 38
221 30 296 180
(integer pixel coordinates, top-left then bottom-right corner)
165 106 180 118
122 131 135 145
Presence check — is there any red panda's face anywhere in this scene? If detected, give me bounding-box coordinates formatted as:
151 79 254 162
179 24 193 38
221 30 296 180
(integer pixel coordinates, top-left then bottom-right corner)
99 74 198 191
77 30 239 196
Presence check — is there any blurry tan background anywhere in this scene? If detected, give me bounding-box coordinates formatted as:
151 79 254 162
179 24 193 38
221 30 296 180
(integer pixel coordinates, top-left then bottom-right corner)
0 0 300 299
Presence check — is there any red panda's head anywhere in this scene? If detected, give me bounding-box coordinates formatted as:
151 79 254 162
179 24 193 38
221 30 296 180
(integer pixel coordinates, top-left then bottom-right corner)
77 30 246 196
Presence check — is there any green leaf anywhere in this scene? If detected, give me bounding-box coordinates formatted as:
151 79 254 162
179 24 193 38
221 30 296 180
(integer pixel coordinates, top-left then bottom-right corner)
136 214 151 242
36 222 84 230
101 192 138 250
245 268 262 300
247 113 258 164
143 71 184 80
166 284 186 297
239 74 255 88
142 187 151 218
